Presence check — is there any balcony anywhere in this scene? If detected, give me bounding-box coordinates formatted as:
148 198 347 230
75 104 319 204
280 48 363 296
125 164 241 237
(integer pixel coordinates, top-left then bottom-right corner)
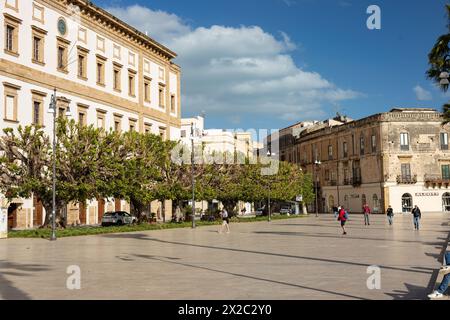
396 175 417 184
425 174 450 188
352 177 362 187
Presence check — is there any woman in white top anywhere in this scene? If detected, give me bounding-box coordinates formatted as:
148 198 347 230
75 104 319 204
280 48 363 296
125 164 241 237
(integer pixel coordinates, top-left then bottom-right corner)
218 209 230 234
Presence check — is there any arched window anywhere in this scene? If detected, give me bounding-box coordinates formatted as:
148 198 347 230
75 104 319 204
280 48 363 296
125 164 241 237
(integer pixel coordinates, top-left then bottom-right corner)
373 194 380 213
443 193 450 212
402 193 413 213
361 194 367 207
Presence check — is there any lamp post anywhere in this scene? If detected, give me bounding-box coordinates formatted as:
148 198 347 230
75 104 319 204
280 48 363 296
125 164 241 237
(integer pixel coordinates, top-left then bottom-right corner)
314 160 321 218
190 121 196 229
267 151 276 222
48 88 71 241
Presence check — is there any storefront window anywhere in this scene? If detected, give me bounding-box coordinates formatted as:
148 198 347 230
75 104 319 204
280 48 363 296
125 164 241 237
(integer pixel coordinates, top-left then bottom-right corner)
402 193 413 213
443 193 450 212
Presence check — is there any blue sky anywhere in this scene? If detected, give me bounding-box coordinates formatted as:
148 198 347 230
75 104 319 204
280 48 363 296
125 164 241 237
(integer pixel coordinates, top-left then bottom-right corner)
94 0 449 130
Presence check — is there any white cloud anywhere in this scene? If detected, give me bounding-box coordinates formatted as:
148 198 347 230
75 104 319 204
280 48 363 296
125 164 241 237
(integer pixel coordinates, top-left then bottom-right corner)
106 4 361 125
413 85 432 101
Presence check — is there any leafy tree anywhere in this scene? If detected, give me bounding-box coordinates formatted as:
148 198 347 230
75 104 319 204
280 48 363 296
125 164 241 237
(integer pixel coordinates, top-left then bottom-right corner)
427 4 450 121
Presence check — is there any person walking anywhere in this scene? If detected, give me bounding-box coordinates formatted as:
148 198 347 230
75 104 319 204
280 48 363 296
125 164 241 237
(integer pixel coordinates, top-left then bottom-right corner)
428 252 450 299
386 205 394 226
363 204 371 226
337 206 348 235
332 206 339 219
218 208 230 234
411 205 421 230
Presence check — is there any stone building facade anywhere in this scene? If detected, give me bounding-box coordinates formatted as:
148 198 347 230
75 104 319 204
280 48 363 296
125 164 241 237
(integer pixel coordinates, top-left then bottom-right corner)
0 0 181 229
278 108 450 214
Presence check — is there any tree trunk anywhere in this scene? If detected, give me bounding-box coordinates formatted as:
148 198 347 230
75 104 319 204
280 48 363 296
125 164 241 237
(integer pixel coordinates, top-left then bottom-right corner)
42 203 52 228
161 200 166 223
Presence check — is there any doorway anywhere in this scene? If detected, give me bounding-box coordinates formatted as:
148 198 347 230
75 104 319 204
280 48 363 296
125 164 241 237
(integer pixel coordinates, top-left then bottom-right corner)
402 193 413 213
443 193 450 212
7 203 18 229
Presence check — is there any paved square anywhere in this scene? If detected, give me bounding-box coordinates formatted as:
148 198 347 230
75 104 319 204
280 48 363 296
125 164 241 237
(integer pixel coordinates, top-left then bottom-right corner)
0 212 449 300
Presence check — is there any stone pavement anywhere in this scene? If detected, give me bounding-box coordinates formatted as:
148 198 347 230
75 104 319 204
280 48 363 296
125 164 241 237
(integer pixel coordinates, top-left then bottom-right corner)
0 212 449 300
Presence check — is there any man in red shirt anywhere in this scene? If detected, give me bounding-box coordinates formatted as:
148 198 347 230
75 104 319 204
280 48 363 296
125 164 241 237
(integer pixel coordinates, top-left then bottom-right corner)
338 206 348 235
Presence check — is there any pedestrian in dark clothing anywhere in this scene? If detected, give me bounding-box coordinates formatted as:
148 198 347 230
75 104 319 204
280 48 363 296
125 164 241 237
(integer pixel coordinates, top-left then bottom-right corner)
386 205 394 226
332 206 339 219
411 205 421 230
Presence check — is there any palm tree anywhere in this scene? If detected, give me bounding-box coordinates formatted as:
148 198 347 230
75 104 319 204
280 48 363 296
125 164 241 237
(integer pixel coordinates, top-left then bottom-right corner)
427 5 450 96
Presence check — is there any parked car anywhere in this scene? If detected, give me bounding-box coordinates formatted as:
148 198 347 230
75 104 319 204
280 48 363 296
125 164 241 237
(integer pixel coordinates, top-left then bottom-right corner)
101 211 137 226
255 206 267 216
280 206 292 215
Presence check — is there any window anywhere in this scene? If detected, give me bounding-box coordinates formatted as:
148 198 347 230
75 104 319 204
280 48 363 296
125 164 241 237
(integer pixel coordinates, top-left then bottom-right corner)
113 63 122 91
328 145 333 160
400 132 409 151
77 104 88 126
360 135 365 155
31 26 47 65
97 115 105 129
33 101 41 125
113 44 121 59
32 3 45 23
441 133 449 150
4 14 21 56
401 163 411 180
343 142 348 158
56 37 70 73
33 37 41 61
171 95 176 113
78 28 87 44
77 47 88 80
58 47 65 69
144 123 151 134
158 84 165 108
96 56 106 86
159 127 166 140
114 114 122 132
324 169 330 181
128 72 136 97
371 134 376 152
3 83 20 122
6 25 14 52
181 130 186 138
442 165 450 180
144 78 151 103
129 120 137 132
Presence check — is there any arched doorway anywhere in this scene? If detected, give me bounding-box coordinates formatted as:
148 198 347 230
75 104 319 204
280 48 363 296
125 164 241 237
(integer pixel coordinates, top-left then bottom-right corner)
443 193 450 212
328 195 335 212
361 194 367 208
402 193 413 213
7 203 18 229
372 194 380 213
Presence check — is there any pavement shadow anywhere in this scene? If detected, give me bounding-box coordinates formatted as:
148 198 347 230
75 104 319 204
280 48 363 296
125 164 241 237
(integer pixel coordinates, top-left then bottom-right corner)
127 253 368 300
385 283 429 300
0 260 50 300
102 233 434 276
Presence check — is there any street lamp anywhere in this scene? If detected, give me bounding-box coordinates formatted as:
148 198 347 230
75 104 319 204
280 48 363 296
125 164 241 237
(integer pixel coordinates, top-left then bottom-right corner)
190 121 196 229
48 88 71 241
267 151 276 222
314 160 321 218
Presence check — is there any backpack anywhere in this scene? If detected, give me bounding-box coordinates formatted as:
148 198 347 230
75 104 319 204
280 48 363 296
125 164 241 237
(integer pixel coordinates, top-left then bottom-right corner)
344 211 349 220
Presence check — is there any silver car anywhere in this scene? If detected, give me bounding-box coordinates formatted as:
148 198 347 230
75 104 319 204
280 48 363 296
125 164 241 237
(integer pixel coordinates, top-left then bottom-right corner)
101 211 136 226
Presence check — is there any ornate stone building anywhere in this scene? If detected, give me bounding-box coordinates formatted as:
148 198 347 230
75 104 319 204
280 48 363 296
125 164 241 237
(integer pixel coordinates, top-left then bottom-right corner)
276 108 450 214
0 0 181 229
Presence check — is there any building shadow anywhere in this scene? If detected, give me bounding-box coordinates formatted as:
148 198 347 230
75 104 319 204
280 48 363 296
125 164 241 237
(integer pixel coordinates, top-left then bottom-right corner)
102 233 433 275
127 253 368 300
0 260 50 300
384 283 429 300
